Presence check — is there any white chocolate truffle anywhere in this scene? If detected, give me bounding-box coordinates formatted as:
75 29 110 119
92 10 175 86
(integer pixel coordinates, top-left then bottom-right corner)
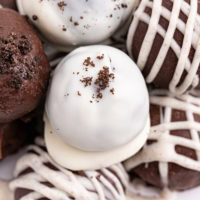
45 45 150 170
17 0 137 50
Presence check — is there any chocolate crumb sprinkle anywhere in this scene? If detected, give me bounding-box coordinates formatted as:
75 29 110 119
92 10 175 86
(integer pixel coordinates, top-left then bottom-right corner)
77 91 81 96
95 67 115 99
32 15 38 21
0 33 36 90
83 57 95 67
58 1 67 11
96 54 104 60
80 77 93 87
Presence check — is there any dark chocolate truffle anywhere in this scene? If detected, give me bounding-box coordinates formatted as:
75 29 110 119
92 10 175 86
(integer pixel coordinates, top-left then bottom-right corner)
127 0 200 95
0 0 17 10
10 138 129 200
0 8 50 123
125 89 200 191
0 120 33 160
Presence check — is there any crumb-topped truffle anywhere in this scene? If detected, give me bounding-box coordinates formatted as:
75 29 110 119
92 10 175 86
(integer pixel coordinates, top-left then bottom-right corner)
0 8 50 123
45 45 150 171
17 0 137 50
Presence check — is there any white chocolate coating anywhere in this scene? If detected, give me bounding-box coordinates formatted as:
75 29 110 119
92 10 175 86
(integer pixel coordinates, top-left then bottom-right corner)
45 45 149 152
127 0 200 95
125 89 200 188
10 138 129 200
17 0 137 50
45 116 149 171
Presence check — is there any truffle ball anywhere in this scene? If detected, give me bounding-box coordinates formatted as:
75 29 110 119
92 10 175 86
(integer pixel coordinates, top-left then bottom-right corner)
0 8 50 123
0 120 33 160
10 138 129 200
0 0 17 10
45 45 150 171
125 90 200 191
127 0 200 95
17 0 138 50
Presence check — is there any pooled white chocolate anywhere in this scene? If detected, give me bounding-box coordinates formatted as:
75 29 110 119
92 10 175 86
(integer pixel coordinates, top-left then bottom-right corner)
10 138 129 200
17 0 137 50
125 89 200 188
45 116 149 171
45 45 149 170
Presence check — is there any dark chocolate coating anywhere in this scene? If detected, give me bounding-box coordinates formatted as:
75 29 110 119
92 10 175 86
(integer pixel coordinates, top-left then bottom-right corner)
129 0 200 90
0 120 34 160
0 8 50 123
129 104 200 191
0 0 17 10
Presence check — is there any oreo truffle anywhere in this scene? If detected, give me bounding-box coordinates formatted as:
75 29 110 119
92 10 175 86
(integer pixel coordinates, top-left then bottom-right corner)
17 0 138 51
0 0 17 10
10 138 129 200
127 0 200 95
0 8 50 123
0 120 33 160
45 45 150 171
125 90 200 191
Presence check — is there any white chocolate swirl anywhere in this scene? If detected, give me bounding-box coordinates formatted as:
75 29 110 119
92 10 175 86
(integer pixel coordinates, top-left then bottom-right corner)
10 138 129 200
127 0 200 95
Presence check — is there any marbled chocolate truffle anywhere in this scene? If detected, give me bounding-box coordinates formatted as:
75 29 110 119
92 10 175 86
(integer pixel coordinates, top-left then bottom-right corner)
125 90 200 191
127 0 200 95
0 8 50 123
10 138 129 200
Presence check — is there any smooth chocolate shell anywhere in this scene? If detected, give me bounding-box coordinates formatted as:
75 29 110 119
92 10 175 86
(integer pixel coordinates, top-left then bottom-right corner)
0 8 50 123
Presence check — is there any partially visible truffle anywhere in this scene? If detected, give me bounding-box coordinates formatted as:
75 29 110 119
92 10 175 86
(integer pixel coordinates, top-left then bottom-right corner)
0 120 34 160
0 0 17 10
125 90 200 191
0 8 50 123
17 0 137 51
10 138 129 200
127 0 200 95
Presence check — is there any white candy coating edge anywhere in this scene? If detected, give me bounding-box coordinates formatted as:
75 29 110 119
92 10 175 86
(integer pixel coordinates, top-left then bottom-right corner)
44 115 150 171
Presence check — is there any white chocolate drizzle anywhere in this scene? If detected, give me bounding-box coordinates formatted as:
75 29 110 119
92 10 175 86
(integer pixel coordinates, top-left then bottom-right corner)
127 0 200 94
125 89 200 187
10 138 129 200
127 181 177 200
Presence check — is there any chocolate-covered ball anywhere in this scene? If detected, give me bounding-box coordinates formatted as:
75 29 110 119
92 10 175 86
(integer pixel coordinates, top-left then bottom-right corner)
0 8 50 123
10 138 129 200
0 120 33 160
0 0 17 10
127 0 200 95
125 90 200 191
